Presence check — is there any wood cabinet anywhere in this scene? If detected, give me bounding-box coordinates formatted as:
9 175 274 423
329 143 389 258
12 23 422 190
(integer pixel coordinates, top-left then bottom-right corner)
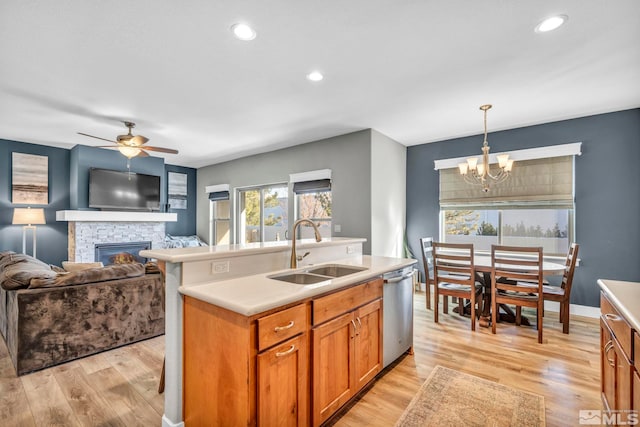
600 292 634 413
258 333 308 427
311 279 383 426
183 277 385 426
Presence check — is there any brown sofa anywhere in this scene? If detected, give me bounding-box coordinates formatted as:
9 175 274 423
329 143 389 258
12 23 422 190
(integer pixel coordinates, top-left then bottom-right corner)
0 251 165 375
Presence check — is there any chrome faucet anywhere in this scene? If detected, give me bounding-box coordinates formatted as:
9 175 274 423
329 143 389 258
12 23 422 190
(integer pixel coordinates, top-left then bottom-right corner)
290 219 322 269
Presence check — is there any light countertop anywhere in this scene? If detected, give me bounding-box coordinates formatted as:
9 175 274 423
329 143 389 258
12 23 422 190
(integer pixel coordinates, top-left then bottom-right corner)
141 237 366 263
180 255 416 316
598 279 640 331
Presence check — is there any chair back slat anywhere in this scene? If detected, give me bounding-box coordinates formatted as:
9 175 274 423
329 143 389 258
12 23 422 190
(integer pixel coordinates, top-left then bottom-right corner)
419 237 434 286
433 242 474 285
561 243 579 292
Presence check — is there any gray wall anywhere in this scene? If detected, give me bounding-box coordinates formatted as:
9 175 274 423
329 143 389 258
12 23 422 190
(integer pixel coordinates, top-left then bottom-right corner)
371 130 406 257
197 130 373 253
406 108 640 307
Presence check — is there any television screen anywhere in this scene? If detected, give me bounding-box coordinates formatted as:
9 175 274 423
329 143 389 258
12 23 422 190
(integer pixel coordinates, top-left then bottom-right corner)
89 168 161 211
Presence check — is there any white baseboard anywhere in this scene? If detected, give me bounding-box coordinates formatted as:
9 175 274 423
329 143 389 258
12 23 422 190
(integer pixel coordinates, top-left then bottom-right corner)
544 300 600 318
162 415 184 427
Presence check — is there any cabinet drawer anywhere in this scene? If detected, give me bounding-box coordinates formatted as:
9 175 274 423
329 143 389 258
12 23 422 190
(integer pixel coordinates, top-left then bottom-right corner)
313 278 383 326
258 303 307 351
601 293 632 358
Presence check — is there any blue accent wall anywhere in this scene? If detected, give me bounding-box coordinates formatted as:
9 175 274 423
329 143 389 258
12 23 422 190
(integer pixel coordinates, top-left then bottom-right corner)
406 108 640 307
1 140 197 266
0 140 70 265
165 164 197 236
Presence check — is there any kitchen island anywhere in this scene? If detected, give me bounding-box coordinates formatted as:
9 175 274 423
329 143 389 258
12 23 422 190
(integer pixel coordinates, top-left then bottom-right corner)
141 238 416 427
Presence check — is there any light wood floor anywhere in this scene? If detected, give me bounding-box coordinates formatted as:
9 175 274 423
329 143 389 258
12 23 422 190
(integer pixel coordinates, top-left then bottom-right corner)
0 292 601 426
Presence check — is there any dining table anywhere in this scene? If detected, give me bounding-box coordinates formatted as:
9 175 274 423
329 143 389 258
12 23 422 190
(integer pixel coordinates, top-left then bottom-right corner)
455 254 566 327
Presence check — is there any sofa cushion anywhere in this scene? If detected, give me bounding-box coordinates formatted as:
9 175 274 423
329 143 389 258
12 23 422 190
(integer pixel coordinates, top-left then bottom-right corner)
62 261 104 272
29 263 146 289
0 253 58 290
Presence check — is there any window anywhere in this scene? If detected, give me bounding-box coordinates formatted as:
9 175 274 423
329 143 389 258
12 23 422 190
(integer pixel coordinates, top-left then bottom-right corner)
210 199 230 245
295 191 332 239
207 186 231 245
442 208 572 255
436 144 580 257
291 171 332 239
238 185 288 243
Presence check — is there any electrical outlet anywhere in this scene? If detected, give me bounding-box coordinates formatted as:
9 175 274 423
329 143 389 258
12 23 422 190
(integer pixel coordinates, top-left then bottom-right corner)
346 245 354 254
212 261 230 274
334 224 342 233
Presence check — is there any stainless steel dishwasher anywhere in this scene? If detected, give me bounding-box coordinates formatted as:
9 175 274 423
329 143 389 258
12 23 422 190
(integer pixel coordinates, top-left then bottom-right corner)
382 266 415 368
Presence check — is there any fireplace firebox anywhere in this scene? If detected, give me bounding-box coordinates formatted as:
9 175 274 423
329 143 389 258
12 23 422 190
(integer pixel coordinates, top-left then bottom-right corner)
95 241 151 265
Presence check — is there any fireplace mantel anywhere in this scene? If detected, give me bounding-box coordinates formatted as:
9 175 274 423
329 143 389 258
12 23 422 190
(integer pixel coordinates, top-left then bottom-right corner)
56 210 177 222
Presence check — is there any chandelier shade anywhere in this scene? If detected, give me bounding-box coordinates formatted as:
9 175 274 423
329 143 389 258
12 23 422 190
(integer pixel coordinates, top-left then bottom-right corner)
458 104 513 192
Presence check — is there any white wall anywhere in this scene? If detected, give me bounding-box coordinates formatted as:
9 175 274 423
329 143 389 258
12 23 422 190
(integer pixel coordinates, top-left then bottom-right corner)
370 130 406 257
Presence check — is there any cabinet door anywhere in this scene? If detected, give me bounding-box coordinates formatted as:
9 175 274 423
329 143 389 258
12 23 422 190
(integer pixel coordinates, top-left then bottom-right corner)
354 299 382 390
601 318 616 412
613 336 633 411
312 312 355 427
634 371 640 411
258 333 308 427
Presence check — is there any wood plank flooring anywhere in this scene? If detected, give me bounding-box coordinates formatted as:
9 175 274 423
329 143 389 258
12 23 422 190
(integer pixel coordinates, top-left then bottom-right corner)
0 292 601 426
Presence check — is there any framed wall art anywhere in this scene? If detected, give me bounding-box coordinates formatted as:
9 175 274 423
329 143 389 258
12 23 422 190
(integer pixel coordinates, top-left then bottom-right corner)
12 152 49 205
168 171 187 209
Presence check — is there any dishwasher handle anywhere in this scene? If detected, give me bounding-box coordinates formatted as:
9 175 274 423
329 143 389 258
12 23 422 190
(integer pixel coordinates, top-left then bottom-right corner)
384 271 414 283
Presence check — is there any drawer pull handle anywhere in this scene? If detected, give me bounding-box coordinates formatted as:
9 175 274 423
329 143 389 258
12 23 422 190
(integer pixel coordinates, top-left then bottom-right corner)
604 341 615 367
604 313 621 322
274 321 295 332
276 345 296 357
356 317 362 335
351 319 357 339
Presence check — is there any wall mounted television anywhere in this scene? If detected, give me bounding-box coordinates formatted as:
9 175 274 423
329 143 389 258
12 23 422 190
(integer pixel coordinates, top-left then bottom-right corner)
89 168 161 211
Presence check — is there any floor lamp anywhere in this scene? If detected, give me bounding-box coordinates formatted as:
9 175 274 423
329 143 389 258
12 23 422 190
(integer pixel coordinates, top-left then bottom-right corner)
12 207 46 258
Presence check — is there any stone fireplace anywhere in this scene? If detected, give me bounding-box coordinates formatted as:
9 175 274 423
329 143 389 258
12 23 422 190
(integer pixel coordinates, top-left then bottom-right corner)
56 211 177 263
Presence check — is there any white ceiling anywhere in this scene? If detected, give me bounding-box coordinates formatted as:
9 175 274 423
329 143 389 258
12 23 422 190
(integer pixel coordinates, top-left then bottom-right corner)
1 1 639 168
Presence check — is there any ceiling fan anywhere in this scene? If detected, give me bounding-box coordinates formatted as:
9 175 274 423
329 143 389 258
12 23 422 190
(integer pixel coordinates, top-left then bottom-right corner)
78 121 178 159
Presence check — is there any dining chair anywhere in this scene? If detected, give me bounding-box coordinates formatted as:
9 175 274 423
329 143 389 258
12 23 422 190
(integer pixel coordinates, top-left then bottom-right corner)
419 237 435 310
491 245 544 343
432 242 482 330
517 243 579 334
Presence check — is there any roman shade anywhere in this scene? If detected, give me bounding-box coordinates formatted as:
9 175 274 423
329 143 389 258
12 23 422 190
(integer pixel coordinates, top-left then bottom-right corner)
437 143 581 210
205 184 230 201
290 169 332 194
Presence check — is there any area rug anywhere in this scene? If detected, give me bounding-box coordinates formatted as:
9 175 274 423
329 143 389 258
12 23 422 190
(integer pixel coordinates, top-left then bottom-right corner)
395 365 545 427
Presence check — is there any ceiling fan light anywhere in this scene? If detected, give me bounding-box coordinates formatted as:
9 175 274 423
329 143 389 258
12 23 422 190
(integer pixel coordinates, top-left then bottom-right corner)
118 146 142 159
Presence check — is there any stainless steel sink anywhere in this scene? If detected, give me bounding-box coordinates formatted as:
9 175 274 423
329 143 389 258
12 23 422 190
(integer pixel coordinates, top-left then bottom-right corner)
268 273 330 285
305 264 368 277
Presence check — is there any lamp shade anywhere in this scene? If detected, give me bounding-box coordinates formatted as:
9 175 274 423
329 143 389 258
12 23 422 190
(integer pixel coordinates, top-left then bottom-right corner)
12 208 46 225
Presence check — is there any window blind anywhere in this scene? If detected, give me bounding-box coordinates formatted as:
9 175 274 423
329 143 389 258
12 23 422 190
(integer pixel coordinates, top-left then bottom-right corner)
208 191 230 201
292 179 331 194
439 155 574 209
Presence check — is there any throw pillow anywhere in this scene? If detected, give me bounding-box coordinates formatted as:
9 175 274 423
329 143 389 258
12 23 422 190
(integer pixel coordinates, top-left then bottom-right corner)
62 261 105 272
0 253 58 290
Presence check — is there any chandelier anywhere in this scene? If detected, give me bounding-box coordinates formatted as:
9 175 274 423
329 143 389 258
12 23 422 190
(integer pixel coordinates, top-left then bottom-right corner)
458 104 514 192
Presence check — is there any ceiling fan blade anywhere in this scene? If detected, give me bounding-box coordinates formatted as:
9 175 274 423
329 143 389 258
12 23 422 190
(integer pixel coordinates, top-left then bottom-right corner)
142 146 179 154
129 135 149 146
77 132 117 144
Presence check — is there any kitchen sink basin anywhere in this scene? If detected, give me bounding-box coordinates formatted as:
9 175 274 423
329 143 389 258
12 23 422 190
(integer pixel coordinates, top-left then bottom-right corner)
268 273 330 285
305 264 368 277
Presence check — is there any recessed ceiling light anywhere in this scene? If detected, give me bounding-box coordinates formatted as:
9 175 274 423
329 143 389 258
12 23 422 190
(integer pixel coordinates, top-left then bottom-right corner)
535 15 568 33
231 23 256 41
306 71 324 82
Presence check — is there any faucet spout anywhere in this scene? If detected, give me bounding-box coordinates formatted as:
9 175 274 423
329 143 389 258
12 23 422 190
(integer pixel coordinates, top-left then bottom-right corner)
290 218 322 269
